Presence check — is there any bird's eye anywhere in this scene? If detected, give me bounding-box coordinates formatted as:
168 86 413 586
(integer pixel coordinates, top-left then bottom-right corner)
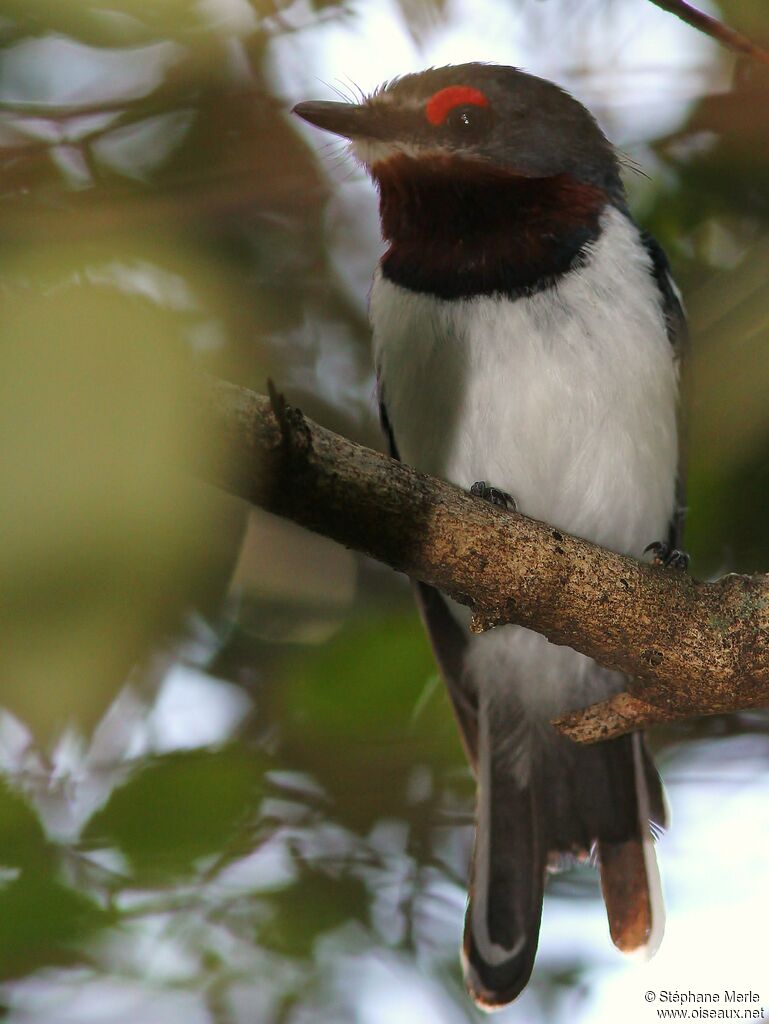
444 104 492 139
424 86 491 134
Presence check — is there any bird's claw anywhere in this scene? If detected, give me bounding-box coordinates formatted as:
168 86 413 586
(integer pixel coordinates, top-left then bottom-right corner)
471 481 518 512
644 540 689 571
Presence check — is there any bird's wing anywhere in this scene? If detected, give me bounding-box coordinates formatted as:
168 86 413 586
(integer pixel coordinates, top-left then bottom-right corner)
593 232 689 956
642 230 689 551
378 394 480 769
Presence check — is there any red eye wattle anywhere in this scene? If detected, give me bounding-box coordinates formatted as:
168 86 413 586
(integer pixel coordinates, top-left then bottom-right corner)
425 86 489 126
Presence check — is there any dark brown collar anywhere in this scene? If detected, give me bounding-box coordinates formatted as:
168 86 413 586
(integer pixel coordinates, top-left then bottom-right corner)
375 153 610 300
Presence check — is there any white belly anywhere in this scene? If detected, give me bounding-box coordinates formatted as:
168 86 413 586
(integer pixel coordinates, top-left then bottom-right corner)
370 207 680 715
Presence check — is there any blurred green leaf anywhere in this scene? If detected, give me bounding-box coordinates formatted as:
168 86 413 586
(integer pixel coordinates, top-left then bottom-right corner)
0 242 247 737
82 747 266 880
280 609 448 745
271 608 465 828
258 870 369 956
0 0 241 45
0 875 112 979
0 781 48 871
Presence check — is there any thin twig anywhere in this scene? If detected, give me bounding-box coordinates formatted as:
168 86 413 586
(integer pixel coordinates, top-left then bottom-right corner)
648 0 769 70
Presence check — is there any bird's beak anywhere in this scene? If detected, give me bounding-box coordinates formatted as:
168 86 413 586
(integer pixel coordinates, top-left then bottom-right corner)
292 100 379 141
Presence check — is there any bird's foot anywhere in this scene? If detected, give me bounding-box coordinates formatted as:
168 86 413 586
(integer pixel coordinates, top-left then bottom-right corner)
470 481 518 513
644 540 690 571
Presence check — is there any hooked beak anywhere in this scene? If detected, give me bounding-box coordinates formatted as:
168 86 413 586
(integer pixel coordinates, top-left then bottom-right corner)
292 100 382 141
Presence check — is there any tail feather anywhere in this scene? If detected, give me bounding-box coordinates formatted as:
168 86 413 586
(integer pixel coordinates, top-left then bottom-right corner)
462 700 545 1008
462 698 665 1008
598 837 654 951
597 732 665 956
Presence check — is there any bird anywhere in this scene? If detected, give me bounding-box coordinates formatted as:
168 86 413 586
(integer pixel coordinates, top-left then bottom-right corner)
293 62 686 1008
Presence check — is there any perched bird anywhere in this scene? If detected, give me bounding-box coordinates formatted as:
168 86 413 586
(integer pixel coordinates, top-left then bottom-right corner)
293 63 686 1008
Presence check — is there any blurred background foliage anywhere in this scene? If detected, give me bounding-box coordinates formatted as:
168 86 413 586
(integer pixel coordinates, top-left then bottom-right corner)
0 1 768 1022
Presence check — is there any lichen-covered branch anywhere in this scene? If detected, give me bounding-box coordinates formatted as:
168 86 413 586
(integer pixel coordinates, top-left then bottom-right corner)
193 377 769 743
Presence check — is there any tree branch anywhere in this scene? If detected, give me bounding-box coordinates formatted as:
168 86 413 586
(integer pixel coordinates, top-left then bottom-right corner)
648 0 769 70
193 377 769 742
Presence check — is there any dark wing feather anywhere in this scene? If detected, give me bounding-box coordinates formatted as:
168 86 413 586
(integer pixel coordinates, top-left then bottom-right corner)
377 394 400 462
378 391 480 768
641 231 688 552
635 231 689 831
634 230 688 831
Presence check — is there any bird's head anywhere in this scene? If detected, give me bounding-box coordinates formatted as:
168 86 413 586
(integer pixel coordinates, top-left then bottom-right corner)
294 64 625 299
293 63 622 201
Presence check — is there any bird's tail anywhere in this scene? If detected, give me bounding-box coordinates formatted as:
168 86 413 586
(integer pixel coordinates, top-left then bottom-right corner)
462 694 665 1009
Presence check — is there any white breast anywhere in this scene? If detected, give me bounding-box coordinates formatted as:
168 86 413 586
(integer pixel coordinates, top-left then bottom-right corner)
371 206 679 558
371 207 680 716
